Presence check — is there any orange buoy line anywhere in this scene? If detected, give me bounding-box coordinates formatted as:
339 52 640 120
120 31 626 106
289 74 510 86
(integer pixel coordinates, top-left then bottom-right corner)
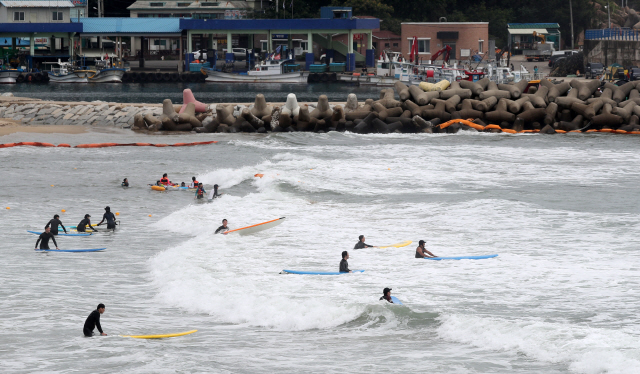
437 119 635 135
0 141 217 148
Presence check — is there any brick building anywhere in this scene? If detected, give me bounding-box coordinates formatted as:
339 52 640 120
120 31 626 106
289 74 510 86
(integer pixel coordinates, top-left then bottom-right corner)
401 22 489 62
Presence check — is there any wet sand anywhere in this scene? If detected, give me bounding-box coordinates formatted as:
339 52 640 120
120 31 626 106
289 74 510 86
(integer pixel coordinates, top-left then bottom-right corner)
0 120 88 136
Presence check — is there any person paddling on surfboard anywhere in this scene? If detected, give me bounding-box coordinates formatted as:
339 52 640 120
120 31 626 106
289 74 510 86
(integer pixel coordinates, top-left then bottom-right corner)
45 214 67 235
415 240 437 258
83 303 107 337
77 214 97 233
35 227 59 250
354 235 376 249
215 219 229 234
380 288 394 303
97 206 117 230
195 183 206 199
340 251 352 273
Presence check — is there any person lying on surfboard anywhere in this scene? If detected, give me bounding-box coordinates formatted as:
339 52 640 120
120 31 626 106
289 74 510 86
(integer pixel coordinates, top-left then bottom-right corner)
339 251 352 273
215 219 229 234
354 235 376 249
415 240 437 258
380 288 394 303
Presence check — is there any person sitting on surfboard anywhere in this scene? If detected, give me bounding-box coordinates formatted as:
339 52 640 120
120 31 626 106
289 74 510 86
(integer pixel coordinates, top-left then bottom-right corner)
35 227 59 250
354 235 376 249
189 176 200 189
97 206 117 230
195 183 206 199
121 178 129 187
77 214 97 233
339 251 352 273
215 219 229 234
415 240 437 258
380 288 394 303
160 173 170 186
83 303 107 337
45 214 67 235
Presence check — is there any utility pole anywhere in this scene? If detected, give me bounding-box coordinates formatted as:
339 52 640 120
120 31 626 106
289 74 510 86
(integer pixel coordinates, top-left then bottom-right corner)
607 2 611 28
570 0 574 50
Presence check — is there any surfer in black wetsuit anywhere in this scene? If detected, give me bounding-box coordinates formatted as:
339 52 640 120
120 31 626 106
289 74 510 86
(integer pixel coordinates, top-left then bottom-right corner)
35 227 59 250
340 251 351 273
415 240 437 258
210 184 222 199
45 214 67 235
354 235 376 249
380 288 393 303
77 214 97 232
97 206 117 230
83 303 107 337
122 178 129 187
215 219 229 234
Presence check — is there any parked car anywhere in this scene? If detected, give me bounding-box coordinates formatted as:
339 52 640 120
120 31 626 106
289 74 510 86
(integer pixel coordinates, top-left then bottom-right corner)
222 48 248 60
629 67 640 81
586 62 604 79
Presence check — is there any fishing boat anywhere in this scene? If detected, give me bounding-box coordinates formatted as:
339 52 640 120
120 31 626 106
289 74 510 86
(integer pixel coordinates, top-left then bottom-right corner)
202 59 307 83
46 61 94 83
0 69 22 84
89 55 126 83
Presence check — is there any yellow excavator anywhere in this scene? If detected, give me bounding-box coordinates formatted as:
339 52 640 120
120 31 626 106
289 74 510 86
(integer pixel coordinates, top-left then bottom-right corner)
532 31 546 44
525 31 552 61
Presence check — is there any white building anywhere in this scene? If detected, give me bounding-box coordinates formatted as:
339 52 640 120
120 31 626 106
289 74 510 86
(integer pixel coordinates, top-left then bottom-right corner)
0 0 74 23
127 0 258 19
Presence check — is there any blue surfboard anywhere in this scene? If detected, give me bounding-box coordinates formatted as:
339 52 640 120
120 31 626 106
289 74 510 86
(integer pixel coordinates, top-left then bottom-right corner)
34 248 106 253
424 254 498 260
390 296 403 305
27 230 92 237
281 269 365 275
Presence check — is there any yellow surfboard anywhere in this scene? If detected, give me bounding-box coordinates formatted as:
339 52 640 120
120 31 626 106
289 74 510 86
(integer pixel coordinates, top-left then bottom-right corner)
120 329 197 339
378 240 413 249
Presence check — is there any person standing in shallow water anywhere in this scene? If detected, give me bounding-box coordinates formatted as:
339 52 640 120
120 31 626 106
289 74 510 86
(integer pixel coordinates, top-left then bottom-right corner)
83 303 107 336
45 214 66 235
380 288 393 303
35 227 59 250
340 251 351 273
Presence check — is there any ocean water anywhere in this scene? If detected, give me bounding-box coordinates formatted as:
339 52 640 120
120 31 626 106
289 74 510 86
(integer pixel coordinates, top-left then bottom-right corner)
1 129 640 373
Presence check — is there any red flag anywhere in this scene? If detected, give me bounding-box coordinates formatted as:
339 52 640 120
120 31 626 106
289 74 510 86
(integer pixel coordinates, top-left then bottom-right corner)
410 36 418 63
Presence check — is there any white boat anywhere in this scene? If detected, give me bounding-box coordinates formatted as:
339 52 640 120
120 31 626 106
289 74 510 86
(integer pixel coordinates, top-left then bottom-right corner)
46 61 93 83
89 68 126 83
0 69 22 84
202 59 308 83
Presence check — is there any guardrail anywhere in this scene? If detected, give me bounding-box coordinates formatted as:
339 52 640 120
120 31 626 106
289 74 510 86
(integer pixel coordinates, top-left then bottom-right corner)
585 28 640 40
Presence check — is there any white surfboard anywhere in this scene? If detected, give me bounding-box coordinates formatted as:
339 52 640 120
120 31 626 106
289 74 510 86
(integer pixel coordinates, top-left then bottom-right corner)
223 217 286 236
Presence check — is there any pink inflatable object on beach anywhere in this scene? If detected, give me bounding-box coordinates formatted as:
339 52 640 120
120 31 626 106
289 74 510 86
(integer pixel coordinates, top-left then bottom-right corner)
179 89 207 113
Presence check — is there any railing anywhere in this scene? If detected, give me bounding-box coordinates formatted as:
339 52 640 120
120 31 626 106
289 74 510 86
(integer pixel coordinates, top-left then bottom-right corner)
585 28 640 41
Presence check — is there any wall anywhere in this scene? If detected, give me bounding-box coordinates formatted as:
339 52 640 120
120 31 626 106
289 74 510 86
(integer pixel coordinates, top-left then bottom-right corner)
2 7 71 23
584 39 640 67
401 22 489 63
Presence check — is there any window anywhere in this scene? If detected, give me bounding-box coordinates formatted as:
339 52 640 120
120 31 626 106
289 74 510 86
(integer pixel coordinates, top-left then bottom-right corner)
201 2 219 6
300 41 308 51
385 43 390 47
149 2 164 6
408 39 430 53
261 42 268 51
53 12 63 21
393 43 398 47
177 2 190 6
478 40 484 53
14 11 24 21
154 40 167 46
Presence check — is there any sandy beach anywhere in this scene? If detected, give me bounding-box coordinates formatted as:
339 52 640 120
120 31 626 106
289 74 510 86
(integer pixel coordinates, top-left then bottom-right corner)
0 119 88 136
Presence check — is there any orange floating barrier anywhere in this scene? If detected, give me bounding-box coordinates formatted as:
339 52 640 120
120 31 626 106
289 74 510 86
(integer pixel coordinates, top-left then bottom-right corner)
254 174 264 178
484 124 502 130
555 129 567 133
40 142 56 147
599 128 613 133
614 129 627 134
154 144 168 147
586 129 598 132
629 131 640 134
135 143 152 146
501 128 517 134
0 143 16 148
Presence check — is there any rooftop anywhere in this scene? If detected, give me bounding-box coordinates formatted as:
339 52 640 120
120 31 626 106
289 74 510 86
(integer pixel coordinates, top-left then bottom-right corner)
127 1 250 10
507 23 560 29
0 0 74 7
79 17 181 35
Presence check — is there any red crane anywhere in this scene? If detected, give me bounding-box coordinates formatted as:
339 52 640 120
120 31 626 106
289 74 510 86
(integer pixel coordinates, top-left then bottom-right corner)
430 45 452 63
